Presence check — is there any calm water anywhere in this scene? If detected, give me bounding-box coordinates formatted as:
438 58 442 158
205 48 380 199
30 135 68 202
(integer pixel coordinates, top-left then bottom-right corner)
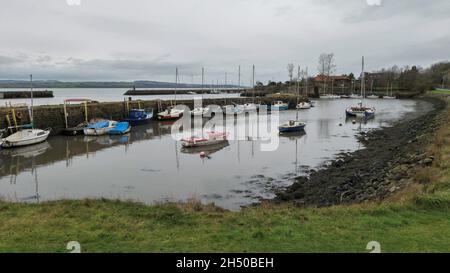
0 99 429 210
0 88 241 106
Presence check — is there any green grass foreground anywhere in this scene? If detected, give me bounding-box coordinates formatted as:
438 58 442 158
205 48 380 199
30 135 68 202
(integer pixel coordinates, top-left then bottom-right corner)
432 88 450 94
1 106 449 253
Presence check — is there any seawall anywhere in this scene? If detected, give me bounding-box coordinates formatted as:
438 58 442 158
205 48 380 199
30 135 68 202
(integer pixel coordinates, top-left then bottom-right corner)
0 96 306 135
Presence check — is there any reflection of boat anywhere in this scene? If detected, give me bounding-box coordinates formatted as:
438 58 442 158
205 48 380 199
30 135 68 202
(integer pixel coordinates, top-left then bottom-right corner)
122 109 153 126
63 123 88 136
279 130 306 140
181 131 228 148
108 122 131 135
271 101 289 111
1 141 50 158
180 141 229 155
83 120 116 136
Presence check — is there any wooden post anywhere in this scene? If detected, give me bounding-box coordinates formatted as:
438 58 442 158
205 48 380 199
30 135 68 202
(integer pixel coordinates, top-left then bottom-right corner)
11 109 18 130
63 103 69 129
84 102 88 124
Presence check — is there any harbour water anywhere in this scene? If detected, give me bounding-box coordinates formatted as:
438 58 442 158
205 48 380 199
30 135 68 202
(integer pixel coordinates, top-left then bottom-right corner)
0 99 428 210
0 88 241 106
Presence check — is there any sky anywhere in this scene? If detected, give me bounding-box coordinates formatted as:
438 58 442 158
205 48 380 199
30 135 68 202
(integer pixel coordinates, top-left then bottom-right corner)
0 0 449 84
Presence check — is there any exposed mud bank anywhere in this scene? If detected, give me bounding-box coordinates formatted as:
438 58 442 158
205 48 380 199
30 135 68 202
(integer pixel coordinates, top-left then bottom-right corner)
276 97 448 207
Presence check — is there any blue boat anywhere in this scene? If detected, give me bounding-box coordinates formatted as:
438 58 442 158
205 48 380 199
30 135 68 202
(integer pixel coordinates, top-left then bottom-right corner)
108 122 131 135
271 101 289 111
278 120 306 133
121 109 153 126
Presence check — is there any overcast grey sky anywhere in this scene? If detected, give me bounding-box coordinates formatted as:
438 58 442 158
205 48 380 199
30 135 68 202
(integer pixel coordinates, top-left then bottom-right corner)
0 0 449 84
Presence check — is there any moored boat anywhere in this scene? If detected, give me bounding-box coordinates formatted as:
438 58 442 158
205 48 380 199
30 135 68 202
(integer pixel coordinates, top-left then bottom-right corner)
83 120 116 136
278 120 306 133
157 107 184 120
297 101 311 109
345 103 376 118
367 94 379 99
271 101 289 111
1 129 51 148
122 109 153 126
108 122 131 135
190 107 210 116
181 131 229 148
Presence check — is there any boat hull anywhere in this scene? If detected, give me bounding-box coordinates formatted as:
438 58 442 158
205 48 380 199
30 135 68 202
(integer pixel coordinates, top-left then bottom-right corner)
1 130 50 148
182 139 228 148
271 105 289 111
121 117 152 126
84 127 112 136
279 125 306 133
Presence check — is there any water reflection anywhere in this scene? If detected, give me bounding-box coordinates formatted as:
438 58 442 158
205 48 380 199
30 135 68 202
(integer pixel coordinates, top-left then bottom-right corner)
0 99 428 210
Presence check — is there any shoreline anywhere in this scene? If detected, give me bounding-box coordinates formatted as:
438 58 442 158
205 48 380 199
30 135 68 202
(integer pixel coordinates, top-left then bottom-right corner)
276 96 448 206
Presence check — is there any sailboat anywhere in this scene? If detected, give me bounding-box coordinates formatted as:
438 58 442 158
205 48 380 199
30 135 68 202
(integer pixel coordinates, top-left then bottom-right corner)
279 66 307 133
383 81 396 99
190 68 211 116
157 68 184 120
241 65 258 113
346 57 376 119
297 67 311 109
1 75 51 148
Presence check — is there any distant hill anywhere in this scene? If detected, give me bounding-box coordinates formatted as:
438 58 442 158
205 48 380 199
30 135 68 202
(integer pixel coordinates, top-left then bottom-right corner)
0 80 238 89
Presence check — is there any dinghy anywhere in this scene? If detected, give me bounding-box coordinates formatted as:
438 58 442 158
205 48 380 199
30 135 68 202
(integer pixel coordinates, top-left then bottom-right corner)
108 122 131 135
297 101 311 110
279 120 306 133
83 120 116 136
122 109 153 126
271 101 289 111
181 131 229 148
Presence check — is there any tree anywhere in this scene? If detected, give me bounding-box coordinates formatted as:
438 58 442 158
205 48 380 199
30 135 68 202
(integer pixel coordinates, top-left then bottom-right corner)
317 53 336 93
287 63 294 83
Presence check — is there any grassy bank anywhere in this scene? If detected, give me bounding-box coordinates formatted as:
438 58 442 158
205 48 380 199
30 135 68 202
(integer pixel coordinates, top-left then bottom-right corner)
0 102 449 253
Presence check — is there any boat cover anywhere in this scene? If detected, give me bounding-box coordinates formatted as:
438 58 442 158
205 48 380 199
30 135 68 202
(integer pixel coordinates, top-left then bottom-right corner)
86 120 109 129
109 122 130 134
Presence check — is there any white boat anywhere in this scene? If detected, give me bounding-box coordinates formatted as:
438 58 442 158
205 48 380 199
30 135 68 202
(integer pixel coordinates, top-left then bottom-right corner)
346 57 375 119
367 94 379 99
383 96 396 99
1 75 51 149
190 107 210 116
271 101 289 111
320 94 341 99
243 103 257 112
350 94 363 99
297 101 311 110
157 106 184 120
181 131 229 148
1 129 51 148
222 105 236 115
83 120 117 136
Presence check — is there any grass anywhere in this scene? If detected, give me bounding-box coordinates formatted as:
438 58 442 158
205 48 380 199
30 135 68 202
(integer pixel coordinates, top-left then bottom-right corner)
0 105 450 253
431 88 450 94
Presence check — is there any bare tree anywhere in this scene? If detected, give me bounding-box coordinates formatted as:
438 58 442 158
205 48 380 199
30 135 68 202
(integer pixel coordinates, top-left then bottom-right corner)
317 53 336 93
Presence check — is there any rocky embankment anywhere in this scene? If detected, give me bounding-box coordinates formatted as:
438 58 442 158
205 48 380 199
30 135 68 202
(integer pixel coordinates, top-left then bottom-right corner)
276 97 447 207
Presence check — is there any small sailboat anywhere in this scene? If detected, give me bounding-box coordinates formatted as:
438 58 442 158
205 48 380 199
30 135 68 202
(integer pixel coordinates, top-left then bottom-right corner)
346 57 375 119
108 122 131 135
243 103 258 112
83 120 116 136
367 94 379 99
271 101 289 111
1 75 51 149
296 67 311 110
158 68 184 120
350 93 363 99
279 66 306 134
383 82 396 99
122 109 153 126
181 131 229 148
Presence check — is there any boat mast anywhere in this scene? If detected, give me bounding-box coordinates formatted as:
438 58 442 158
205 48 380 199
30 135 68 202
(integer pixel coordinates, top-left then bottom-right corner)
201 67 204 100
296 66 300 121
252 65 255 104
175 67 178 105
305 66 309 97
238 65 241 90
30 74 34 129
361 56 365 104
